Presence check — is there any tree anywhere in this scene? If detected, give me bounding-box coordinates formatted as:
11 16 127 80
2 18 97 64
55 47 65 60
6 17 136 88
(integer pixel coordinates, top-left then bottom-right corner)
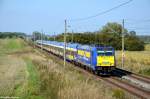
125 36 144 51
32 31 49 41
101 22 128 37
129 31 136 36
32 31 41 40
99 22 144 50
99 22 125 50
0 32 26 38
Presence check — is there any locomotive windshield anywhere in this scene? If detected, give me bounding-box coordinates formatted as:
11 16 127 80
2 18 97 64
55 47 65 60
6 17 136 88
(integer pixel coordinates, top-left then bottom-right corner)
97 51 113 56
97 47 114 56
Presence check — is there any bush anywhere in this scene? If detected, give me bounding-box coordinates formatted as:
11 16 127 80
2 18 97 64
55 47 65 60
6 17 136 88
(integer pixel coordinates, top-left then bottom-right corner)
125 36 145 51
112 89 125 99
0 32 26 39
139 68 150 76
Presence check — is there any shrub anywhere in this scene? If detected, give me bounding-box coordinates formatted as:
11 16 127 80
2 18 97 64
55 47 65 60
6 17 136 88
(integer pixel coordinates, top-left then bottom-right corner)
125 36 144 51
139 68 150 76
112 89 125 99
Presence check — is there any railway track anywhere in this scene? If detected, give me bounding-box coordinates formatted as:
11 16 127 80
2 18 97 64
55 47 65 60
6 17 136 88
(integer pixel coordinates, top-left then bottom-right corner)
113 68 150 92
130 73 150 84
33 43 150 99
104 77 150 99
67 63 150 99
115 68 150 84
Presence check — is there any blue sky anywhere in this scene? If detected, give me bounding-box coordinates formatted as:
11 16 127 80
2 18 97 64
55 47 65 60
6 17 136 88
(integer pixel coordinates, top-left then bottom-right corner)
0 0 150 35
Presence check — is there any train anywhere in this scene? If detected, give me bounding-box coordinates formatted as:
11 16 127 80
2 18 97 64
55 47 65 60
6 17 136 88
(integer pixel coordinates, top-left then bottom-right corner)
36 40 116 75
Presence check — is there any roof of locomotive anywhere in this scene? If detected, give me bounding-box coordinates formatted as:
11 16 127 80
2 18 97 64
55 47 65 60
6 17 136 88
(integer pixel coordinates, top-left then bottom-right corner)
77 44 115 52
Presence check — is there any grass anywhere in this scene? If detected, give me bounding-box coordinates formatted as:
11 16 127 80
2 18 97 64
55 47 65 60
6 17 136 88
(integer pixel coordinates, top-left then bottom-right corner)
112 89 125 99
19 58 42 99
116 44 150 76
139 68 150 76
145 44 150 51
0 55 26 96
0 38 27 96
0 38 26 55
0 38 42 98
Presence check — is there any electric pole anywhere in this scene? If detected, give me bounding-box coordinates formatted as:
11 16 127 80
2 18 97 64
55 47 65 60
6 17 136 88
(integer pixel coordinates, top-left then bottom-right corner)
64 20 67 67
122 19 125 68
41 29 43 50
71 30 74 43
34 32 35 48
54 32 56 41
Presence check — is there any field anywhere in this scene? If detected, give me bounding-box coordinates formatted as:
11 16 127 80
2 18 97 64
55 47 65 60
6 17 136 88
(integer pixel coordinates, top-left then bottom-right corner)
0 38 145 99
116 44 150 76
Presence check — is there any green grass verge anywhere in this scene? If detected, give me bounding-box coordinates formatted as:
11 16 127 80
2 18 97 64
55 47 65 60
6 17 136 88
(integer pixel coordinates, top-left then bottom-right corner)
4 39 24 50
139 68 150 76
18 58 42 99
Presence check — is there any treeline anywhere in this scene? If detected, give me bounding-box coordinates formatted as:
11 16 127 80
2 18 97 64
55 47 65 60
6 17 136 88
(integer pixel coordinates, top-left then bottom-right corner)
31 31 49 41
138 35 150 44
54 22 145 51
0 32 26 38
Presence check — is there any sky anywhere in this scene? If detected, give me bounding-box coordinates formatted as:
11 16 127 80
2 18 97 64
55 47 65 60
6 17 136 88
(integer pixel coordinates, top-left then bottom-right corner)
0 0 150 35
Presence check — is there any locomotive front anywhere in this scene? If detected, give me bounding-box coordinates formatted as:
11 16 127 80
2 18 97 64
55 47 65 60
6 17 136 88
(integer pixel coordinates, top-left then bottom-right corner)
96 47 116 75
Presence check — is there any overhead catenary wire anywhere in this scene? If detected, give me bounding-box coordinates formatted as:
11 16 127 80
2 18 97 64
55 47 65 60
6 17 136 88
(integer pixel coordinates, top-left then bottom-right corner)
51 0 133 35
46 21 64 36
127 27 150 29
67 0 133 47
53 21 64 32
125 19 150 22
41 20 64 37
124 19 150 25
69 0 133 22
123 19 150 35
